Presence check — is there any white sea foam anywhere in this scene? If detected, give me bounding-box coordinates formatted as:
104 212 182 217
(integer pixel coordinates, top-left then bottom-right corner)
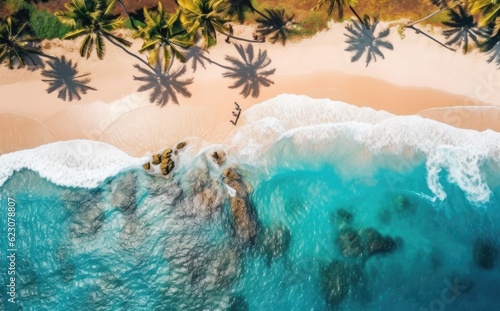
0 140 147 188
231 94 500 203
1 94 499 203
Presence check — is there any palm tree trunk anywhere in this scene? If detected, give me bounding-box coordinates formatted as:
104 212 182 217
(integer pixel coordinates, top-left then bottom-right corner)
199 53 234 71
250 4 268 20
349 6 364 26
406 25 456 52
405 8 447 27
117 0 138 30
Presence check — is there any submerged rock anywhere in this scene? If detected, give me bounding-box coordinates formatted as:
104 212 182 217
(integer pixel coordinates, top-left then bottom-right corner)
320 260 349 306
393 194 413 213
143 162 150 170
320 260 364 307
473 238 497 269
258 224 292 264
109 172 138 213
227 296 248 311
230 196 258 244
359 228 398 257
337 228 364 258
337 227 399 259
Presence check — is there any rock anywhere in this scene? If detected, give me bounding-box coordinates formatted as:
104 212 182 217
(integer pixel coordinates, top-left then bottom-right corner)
176 141 187 150
152 154 162 165
359 227 398 257
225 178 248 196
109 172 138 214
223 168 240 180
230 196 258 244
143 162 150 170
211 150 227 166
473 238 497 269
320 260 365 307
320 260 350 306
162 148 172 158
259 224 291 264
228 296 248 311
160 158 175 175
337 228 364 258
393 194 415 213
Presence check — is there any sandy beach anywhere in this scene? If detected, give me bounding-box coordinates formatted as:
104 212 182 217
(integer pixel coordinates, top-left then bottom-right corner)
1 22 499 156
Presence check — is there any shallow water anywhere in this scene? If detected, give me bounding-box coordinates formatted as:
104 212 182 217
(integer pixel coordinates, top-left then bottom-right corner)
1 95 499 310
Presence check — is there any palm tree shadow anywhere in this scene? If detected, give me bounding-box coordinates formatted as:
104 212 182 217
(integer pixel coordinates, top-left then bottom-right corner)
185 45 208 73
133 64 194 106
344 15 394 67
222 43 276 98
41 56 97 101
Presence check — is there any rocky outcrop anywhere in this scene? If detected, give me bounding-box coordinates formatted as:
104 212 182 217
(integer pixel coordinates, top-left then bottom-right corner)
224 167 259 245
144 146 180 176
152 154 162 165
211 150 227 166
176 141 187 150
230 196 258 244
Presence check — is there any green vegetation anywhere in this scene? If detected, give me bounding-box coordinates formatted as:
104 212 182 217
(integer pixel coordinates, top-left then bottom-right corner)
29 7 71 39
135 2 191 72
0 17 44 69
0 0 499 104
55 0 131 59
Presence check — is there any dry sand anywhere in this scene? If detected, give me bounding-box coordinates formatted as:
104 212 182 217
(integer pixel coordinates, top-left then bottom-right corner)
1 22 499 156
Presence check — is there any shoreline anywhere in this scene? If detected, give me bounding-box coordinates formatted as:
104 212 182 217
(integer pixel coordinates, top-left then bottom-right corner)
1 22 499 156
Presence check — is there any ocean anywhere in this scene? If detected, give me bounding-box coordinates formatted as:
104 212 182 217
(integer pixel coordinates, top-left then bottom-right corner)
0 94 499 310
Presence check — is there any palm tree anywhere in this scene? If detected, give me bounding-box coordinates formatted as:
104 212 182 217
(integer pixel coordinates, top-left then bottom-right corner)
0 17 44 69
41 56 97 101
177 0 230 48
442 6 488 53
344 15 393 67
56 0 131 60
227 0 267 24
313 0 363 23
135 3 193 72
255 9 298 45
466 0 500 28
133 64 193 106
222 43 275 98
480 32 500 68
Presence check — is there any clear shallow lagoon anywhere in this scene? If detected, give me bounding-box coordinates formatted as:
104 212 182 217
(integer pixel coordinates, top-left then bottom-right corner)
1 95 499 310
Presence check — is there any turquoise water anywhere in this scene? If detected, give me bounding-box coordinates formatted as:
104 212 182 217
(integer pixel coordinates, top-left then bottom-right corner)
1 148 499 310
